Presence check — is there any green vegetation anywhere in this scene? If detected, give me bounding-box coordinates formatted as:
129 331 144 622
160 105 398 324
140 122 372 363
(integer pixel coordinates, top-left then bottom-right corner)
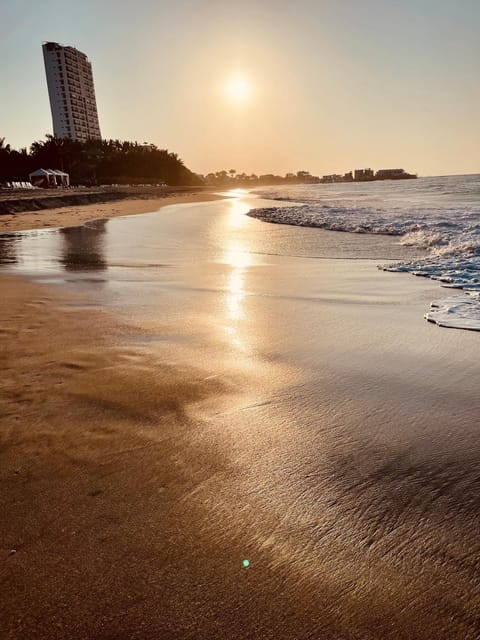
0 136 202 186
201 169 320 187
0 135 323 188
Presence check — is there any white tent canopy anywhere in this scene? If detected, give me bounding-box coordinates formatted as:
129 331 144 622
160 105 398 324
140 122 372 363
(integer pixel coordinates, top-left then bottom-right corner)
29 168 52 177
29 168 70 187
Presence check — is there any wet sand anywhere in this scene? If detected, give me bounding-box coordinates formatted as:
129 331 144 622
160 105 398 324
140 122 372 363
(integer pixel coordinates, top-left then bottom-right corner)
0 275 233 637
1 197 479 639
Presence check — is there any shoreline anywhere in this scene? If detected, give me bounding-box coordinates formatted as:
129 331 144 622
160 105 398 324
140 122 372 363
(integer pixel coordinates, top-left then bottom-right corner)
1 197 479 639
0 189 222 233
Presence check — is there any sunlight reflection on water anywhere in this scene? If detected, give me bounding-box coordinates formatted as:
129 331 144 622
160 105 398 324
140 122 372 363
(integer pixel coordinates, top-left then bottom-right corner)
223 197 255 352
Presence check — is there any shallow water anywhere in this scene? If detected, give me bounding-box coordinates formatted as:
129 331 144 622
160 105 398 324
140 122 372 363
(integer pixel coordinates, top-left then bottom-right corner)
252 175 480 329
1 194 480 638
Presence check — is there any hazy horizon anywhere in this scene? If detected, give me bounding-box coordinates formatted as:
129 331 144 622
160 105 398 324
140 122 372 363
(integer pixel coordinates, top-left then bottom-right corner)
2 0 479 177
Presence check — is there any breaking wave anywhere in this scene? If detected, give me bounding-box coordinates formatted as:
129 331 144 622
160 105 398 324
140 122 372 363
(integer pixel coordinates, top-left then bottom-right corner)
250 175 480 331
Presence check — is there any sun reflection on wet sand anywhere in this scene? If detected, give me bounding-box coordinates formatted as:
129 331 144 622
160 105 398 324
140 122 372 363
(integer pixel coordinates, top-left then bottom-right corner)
227 195 250 228
222 197 255 352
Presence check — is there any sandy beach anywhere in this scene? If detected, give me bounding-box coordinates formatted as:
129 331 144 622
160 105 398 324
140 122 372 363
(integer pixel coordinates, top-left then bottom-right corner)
1 195 479 639
3 0 478 635
0 190 221 233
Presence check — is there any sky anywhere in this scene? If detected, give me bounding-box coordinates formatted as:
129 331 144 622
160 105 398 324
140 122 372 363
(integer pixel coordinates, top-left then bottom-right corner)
1 0 479 177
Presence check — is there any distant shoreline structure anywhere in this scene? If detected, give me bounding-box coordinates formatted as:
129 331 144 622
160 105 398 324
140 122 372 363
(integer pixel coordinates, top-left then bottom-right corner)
320 167 417 184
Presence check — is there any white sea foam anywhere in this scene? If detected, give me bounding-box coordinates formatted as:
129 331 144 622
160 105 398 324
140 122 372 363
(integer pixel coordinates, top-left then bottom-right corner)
250 175 480 331
425 294 480 331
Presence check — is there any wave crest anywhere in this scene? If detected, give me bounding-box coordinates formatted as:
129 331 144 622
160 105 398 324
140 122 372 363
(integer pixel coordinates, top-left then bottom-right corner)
250 176 480 330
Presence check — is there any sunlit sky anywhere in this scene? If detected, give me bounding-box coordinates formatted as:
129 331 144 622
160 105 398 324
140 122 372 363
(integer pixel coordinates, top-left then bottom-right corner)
2 0 479 176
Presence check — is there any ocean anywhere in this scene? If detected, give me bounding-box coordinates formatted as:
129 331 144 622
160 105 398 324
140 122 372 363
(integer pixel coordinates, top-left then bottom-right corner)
251 174 480 330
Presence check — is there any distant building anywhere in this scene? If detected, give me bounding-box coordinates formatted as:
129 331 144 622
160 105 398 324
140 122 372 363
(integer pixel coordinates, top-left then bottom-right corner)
354 168 374 181
319 167 417 184
42 41 101 142
322 174 344 183
375 168 417 180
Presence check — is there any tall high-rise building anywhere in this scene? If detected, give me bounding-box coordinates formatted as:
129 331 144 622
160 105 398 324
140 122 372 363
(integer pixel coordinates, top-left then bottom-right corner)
42 41 101 142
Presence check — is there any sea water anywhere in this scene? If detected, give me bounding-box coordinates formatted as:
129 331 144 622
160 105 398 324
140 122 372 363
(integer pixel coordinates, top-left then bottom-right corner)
250 174 480 331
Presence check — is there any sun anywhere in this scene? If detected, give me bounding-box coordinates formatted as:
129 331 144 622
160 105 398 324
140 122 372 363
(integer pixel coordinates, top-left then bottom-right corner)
226 75 251 104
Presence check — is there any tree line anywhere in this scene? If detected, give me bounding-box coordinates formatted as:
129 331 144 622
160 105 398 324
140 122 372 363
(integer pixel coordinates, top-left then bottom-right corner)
0 136 202 186
200 169 320 187
1 135 322 188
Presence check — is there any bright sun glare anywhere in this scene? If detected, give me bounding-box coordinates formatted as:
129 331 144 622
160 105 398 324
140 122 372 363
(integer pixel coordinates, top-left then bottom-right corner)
227 75 251 103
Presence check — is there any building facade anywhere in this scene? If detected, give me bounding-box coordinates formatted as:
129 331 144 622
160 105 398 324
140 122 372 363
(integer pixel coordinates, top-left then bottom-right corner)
354 168 375 181
42 41 101 142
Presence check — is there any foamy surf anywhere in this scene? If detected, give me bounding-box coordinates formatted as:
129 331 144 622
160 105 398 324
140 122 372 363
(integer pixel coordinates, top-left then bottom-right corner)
425 294 480 331
250 175 480 331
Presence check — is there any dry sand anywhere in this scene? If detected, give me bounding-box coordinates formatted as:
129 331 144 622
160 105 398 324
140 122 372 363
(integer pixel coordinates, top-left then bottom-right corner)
0 192 221 233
